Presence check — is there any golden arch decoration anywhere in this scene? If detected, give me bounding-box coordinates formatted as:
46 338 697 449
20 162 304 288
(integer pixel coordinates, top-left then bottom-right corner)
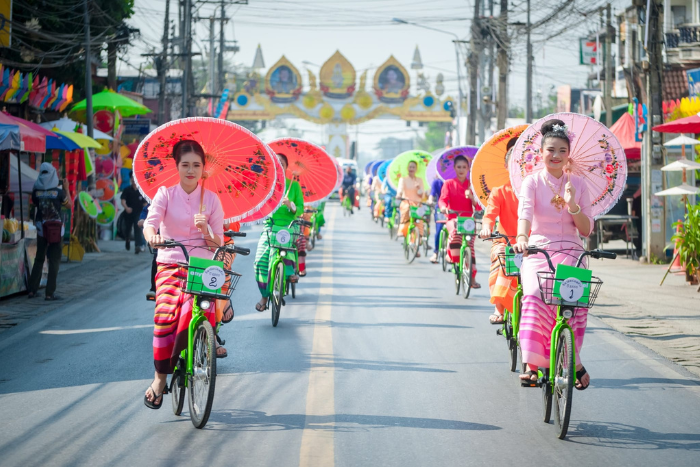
374 55 410 104
319 50 357 99
265 56 302 103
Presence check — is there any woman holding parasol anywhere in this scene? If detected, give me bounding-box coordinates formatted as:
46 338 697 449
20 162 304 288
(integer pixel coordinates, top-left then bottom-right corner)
512 118 596 389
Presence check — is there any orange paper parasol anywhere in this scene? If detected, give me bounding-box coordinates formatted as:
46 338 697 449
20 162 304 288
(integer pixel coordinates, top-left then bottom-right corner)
133 117 278 222
471 125 529 208
267 138 337 202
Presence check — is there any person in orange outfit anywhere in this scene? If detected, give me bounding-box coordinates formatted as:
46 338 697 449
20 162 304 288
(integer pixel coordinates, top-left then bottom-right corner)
395 160 426 243
479 137 520 324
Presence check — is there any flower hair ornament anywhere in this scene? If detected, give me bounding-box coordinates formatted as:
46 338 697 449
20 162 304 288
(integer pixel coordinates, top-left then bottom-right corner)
546 123 574 142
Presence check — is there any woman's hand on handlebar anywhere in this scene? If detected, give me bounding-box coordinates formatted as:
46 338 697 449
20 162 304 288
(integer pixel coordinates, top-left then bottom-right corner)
479 227 492 239
148 234 166 248
512 236 529 255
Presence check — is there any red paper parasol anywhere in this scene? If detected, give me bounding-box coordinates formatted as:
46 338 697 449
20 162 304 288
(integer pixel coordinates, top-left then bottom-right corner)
133 117 278 222
652 112 700 133
239 152 285 223
509 113 627 218
267 138 337 203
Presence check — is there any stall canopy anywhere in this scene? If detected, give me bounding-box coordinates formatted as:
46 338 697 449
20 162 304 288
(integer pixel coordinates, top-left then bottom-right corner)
609 112 641 160
3 113 80 151
40 116 113 141
0 113 46 152
0 123 20 151
9 156 39 192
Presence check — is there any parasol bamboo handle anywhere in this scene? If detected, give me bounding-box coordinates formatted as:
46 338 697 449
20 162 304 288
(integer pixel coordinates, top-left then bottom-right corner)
199 178 206 214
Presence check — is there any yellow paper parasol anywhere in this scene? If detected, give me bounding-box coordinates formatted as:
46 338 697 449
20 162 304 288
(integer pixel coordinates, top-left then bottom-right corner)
471 125 529 208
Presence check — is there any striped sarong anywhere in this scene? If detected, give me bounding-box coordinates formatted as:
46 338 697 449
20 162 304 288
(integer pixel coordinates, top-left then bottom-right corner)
488 240 518 312
519 295 588 368
445 219 476 278
153 264 215 374
297 234 307 274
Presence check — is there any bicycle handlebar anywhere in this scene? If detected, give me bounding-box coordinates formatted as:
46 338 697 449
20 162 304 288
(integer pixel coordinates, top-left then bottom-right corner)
224 230 246 238
229 245 250 256
482 232 512 245
508 246 617 271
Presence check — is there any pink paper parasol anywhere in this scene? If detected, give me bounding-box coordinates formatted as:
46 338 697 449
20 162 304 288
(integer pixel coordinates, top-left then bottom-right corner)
509 113 627 218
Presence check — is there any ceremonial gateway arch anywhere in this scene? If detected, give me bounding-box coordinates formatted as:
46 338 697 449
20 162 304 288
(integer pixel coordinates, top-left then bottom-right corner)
227 48 455 158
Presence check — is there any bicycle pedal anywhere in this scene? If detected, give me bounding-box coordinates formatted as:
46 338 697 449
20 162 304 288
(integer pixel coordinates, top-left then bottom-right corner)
216 334 226 346
282 298 286 306
496 329 503 336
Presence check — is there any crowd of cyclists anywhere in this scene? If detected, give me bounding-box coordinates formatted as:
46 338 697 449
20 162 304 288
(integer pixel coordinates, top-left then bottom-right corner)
140 116 617 437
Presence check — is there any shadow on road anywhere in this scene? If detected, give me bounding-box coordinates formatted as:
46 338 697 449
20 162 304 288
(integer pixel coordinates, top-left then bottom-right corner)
205 409 500 432
567 421 700 450
592 377 700 390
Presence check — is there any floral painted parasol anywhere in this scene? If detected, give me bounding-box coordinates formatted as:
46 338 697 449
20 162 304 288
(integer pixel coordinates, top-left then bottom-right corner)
508 113 627 218
436 146 479 181
133 117 277 222
268 138 338 203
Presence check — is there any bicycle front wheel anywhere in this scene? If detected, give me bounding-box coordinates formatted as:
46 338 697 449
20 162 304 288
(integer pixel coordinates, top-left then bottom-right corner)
408 230 420 264
188 321 217 429
461 252 473 299
271 262 284 327
553 328 575 439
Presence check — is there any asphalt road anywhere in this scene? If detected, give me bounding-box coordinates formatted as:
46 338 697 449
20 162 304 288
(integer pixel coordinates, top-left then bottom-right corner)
1 203 699 467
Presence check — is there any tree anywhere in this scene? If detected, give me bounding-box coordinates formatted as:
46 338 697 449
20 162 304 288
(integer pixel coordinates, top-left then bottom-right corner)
416 122 450 152
1 0 137 101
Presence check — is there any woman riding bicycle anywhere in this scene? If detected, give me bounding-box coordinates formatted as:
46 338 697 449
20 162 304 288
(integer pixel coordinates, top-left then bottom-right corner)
254 153 304 312
143 140 225 409
340 166 357 214
438 155 481 288
512 119 593 390
396 160 426 248
479 137 520 323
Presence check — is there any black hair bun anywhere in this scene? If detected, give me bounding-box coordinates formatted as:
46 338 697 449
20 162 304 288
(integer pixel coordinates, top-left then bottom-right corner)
540 118 566 136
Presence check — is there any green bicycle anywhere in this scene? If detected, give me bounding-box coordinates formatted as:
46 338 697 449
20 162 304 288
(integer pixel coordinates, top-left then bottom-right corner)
304 207 318 251
446 210 478 298
484 233 523 373
518 245 615 439
401 200 431 263
157 232 250 429
265 218 312 327
386 199 399 240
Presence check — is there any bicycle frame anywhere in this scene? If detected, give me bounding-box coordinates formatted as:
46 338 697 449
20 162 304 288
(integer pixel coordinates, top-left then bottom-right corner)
183 297 210 379
541 307 576 385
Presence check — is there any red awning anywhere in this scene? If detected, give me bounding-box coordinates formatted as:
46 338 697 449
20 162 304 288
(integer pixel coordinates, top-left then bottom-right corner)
652 112 700 134
0 112 46 152
609 112 641 160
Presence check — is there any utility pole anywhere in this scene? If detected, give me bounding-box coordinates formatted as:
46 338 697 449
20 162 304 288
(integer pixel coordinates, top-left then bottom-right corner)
467 0 481 145
218 0 226 93
209 15 216 101
158 0 170 125
496 0 508 129
604 3 613 127
525 0 532 122
83 0 93 140
181 0 192 117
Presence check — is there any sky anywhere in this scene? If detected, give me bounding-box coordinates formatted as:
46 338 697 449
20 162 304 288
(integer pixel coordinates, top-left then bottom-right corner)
124 0 630 158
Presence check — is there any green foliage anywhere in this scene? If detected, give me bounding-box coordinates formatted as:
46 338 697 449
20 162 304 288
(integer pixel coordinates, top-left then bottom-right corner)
672 201 700 274
416 122 450 153
508 106 525 119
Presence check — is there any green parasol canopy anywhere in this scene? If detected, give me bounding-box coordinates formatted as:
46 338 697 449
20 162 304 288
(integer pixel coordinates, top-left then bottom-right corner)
78 192 100 218
387 150 433 191
71 88 151 119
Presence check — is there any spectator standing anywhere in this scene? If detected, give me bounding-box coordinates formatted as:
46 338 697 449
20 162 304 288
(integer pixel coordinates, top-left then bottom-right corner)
121 173 146 253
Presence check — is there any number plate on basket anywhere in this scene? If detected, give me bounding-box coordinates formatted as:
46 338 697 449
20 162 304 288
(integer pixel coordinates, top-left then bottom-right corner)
273 227 293 247
553 264 592 304
187 257 225 294
456 216 476 234
505 251 523 271
410 205 428 219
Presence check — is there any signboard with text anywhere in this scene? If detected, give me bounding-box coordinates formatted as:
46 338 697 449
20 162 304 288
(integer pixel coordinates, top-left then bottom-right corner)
579 39 598 65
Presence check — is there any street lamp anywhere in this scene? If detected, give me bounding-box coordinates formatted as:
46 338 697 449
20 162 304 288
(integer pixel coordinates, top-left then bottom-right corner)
392 18 467 146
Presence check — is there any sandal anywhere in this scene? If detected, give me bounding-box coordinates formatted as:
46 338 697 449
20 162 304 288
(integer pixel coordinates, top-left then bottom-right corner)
216 346 228 359
575 366 590 391
520 369 538 387
143 381 166 410
255 300 267 312
472 282 481 289
489 314 504 325
289 275 300 283
222 303 234 323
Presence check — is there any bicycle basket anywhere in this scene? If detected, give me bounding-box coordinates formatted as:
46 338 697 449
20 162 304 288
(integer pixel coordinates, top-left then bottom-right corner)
456 216 476 235
410 205 431 220
269 225 301 250
536 271 603 308
184 256 241 299
497 251 523 277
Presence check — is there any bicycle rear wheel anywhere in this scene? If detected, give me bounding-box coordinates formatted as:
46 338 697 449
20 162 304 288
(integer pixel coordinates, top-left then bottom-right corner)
461 252 473 299
188 321 217 429
408 229 420 264
454 265 461 295
553 328 575 439
171 358 186 415
291 281 296 299
271 263 284 327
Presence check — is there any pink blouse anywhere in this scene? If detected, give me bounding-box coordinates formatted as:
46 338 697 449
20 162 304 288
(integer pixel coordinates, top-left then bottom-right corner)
144 184 225 264
517 170 594 244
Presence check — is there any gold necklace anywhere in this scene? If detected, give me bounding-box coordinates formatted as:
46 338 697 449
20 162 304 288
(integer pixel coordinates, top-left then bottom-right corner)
544 173 566 212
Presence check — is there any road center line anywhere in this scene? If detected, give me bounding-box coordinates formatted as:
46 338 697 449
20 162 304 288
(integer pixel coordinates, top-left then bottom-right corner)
299 207 336 467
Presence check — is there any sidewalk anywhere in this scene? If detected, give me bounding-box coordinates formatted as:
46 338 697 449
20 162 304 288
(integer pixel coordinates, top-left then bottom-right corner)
475 241 700 377
0 241 152 333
